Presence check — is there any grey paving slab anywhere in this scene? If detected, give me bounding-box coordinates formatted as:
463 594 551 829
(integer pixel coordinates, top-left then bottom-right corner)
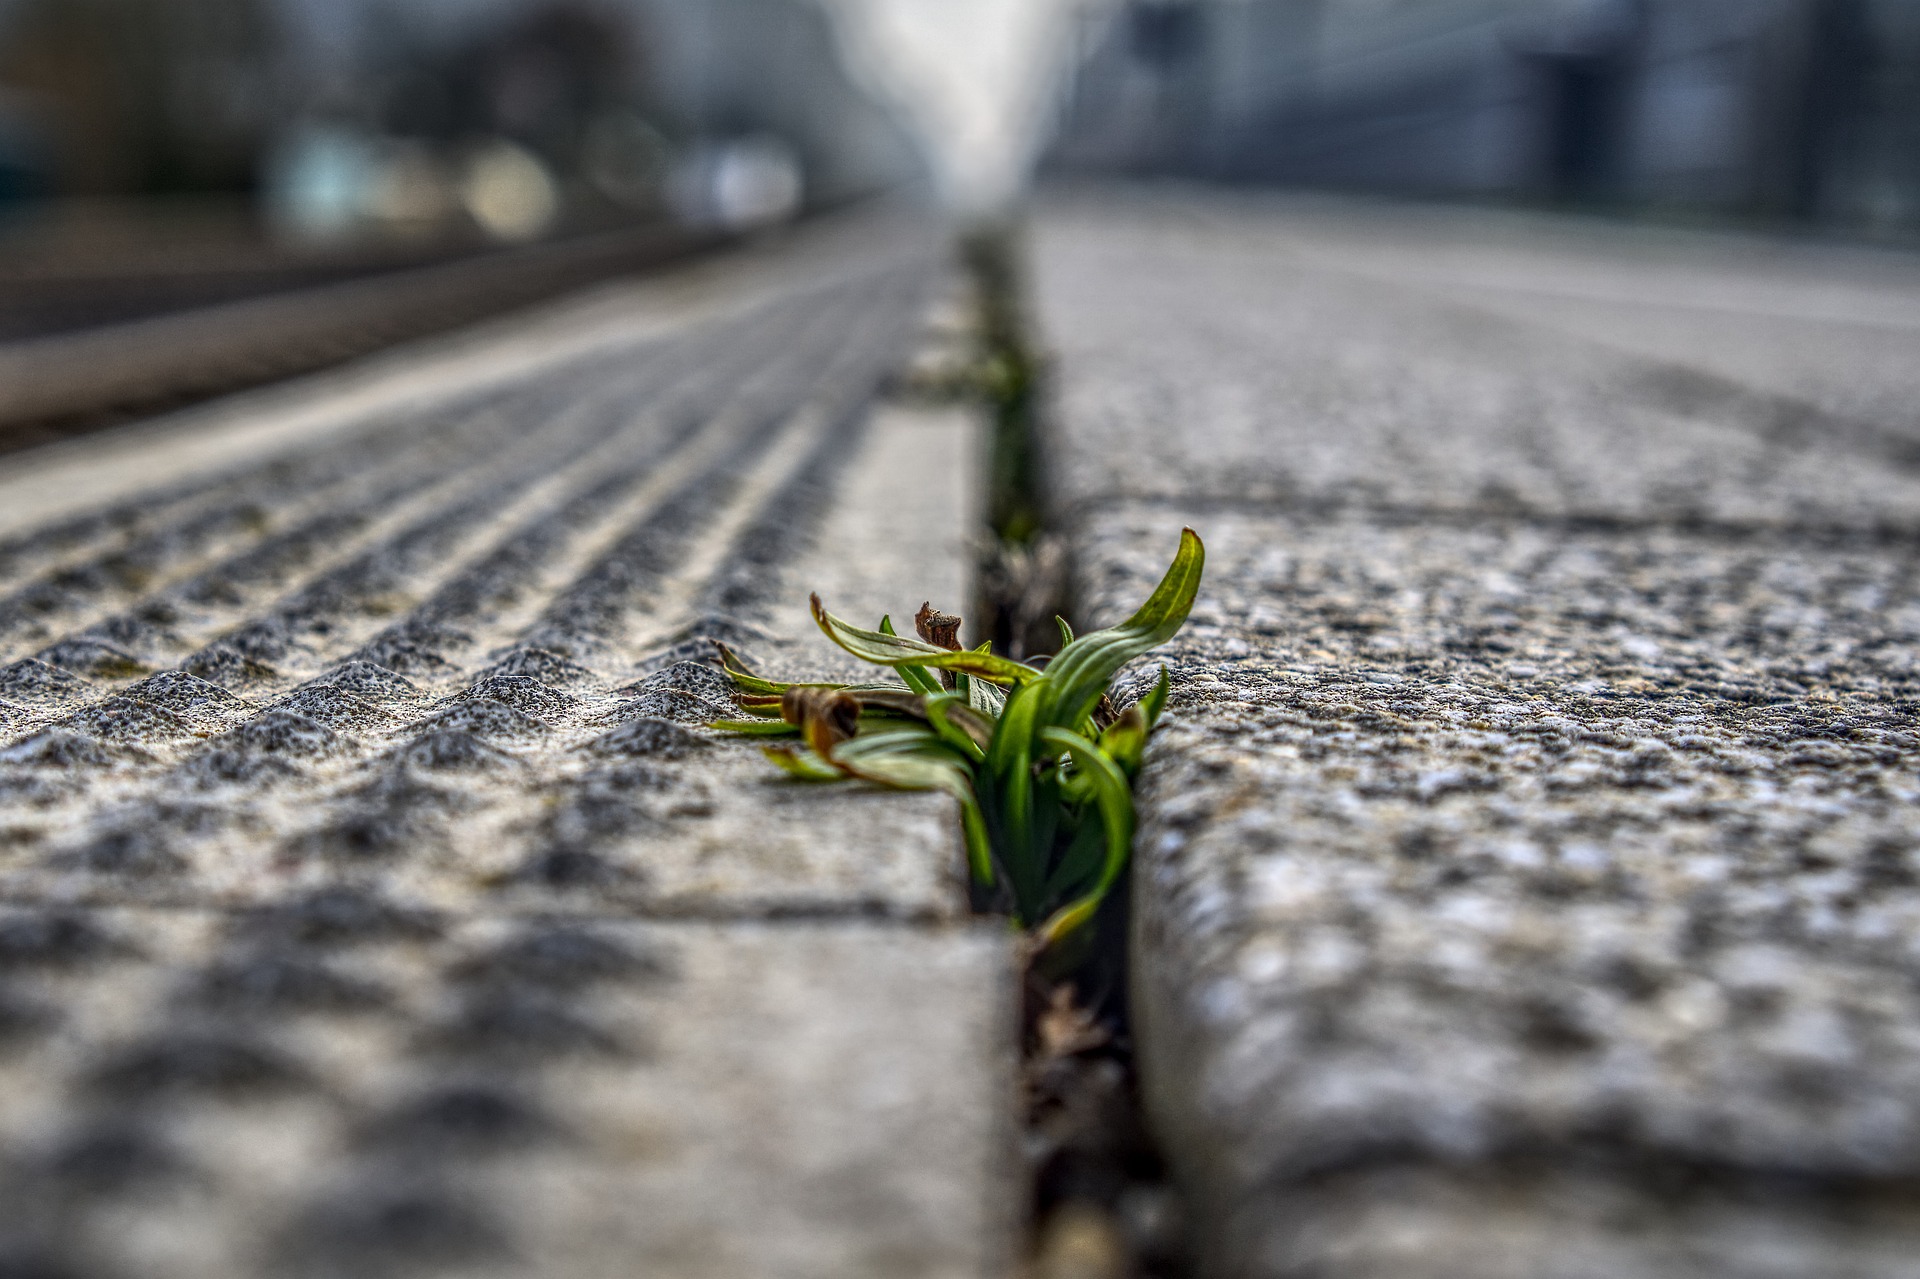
1203 193 1920 447
0 906 1013 1279
1032 193 1920 529
1036 189 1920 1277
0 214 1017 1277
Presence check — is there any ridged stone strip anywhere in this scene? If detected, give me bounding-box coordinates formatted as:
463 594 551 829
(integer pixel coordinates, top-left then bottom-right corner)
0 212 1015 1279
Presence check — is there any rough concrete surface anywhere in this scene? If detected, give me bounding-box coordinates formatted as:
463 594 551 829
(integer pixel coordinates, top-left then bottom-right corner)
1035 189 1920 1277
0 213 1016 1278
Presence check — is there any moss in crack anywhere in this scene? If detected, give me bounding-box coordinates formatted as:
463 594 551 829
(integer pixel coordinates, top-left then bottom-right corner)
962 225 1047 547
894 223 1065 658
963 225 1074 661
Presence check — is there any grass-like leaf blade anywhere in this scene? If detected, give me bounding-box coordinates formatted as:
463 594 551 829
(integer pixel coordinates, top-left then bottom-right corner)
1041 528 1202 732
763 745 843 780
812 595 1041 686
712 718 801 736
1033 727 1136 948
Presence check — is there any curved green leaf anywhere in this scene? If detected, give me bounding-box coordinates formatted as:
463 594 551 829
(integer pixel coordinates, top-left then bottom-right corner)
1099 705 1150 777
845 688 929 718
1042 813 1105 899
958 797 995 888
830 726 945 763
822 732 993 885
987 682 1044 915
966 667 1007 715
713 718 801 736
812 595 1041 686
716 643 819 695
923 693 992 760
1033 726 1136 949
762 745 843 780
1042 528 1203 732
1140 665 1173 726
880 617 946 696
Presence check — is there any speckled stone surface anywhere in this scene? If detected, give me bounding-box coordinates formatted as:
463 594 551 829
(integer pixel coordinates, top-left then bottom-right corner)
0 216 1015 1278
1036 190 1920 1277
1035 190 1920 532
0 909 1008 1279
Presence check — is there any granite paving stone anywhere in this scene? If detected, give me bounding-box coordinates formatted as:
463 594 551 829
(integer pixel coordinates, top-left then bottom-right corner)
1035 192 1920 532
0 906 1011 1279
1037 189 1920 1278
0 212 1016 1278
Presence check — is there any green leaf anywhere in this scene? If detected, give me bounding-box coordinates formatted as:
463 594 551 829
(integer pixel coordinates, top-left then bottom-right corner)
1042 812 1106 899
762 745 843 779
831 743 970 790
1025 768 1062 899
717 643 807 695
846 738 994 887
923 693 991 760
1055 761 1098 806
899 662 946 698
845 688 929 718
812 595 1042 686
958 798 995 888
1098 704 1150 777
738 683 919 720
879 617 950 699
740 527 1200 958
1139 665 1172 726
1041 528 1203 734
1055 615 1075 648
966 665 1007 715
1033 727 1136 949
831 725 944 761
713 718 802 736
986 681 1044 916
1099 665 1172 776
823 731 993 885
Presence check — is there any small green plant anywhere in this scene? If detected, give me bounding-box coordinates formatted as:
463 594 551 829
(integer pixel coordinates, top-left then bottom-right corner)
713 529 1204 951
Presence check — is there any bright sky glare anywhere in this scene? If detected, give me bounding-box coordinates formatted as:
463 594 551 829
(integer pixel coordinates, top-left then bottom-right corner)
815 0 1108 213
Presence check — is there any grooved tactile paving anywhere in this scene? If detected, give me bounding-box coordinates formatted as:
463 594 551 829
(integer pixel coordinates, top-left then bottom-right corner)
0 214 1014 1279
1035 189 1920 1278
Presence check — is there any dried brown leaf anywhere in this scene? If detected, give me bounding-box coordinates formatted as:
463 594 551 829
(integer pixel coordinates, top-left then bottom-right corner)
781 687 860 756
914 601 964 651
1034 983 1111 1060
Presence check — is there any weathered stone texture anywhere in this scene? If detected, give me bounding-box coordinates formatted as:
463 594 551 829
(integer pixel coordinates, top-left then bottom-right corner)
1247 196 1920 446
0 906 1008 1279
1036 191 1920 1276
0 216 1014 1277
1038 193 1920 531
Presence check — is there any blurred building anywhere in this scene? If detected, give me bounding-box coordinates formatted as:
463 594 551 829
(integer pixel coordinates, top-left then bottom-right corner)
0 0 286 197
636 0 925 211
1050 0 1920 229
0 0 924 234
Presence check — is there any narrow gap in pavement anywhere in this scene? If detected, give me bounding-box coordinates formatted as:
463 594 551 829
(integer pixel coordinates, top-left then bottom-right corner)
959 224 1190 1279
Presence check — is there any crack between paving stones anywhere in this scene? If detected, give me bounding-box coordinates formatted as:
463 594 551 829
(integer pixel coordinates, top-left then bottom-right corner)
960 225 1191 1279
1073 491 1920 548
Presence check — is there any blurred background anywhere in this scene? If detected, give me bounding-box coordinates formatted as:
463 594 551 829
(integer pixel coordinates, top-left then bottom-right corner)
0 0 1914 436
0 0 1912 239
1050 0 1920 229
0 0 929 334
